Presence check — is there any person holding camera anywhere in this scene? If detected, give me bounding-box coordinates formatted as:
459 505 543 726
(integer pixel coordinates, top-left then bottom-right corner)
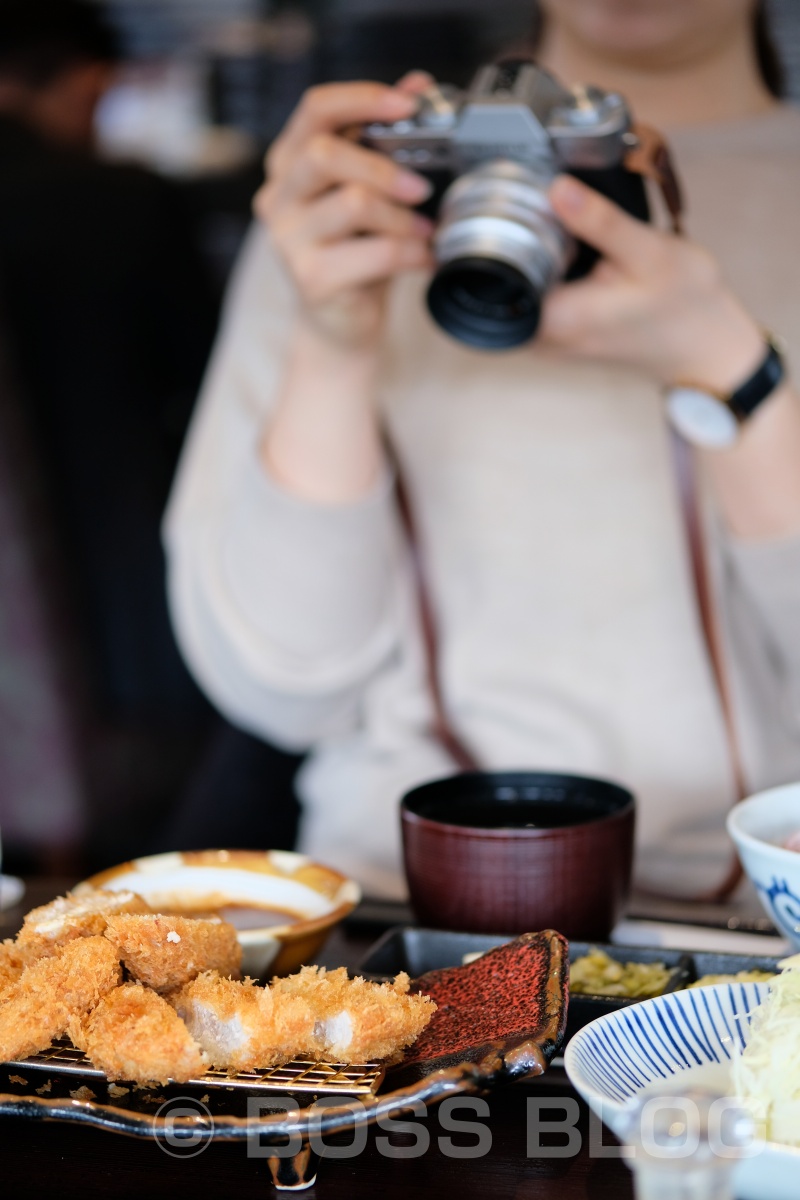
165 0 800 899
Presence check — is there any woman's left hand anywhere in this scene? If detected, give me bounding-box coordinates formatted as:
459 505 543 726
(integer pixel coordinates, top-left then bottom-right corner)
540 174 765 391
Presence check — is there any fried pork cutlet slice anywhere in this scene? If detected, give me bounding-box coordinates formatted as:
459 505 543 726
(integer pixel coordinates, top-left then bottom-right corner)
74 982 208 1085
271 966 437 1063
169 972 314 1071
104 914 241 993
16 890 151 958
0 936 121 1063
0 939 28 999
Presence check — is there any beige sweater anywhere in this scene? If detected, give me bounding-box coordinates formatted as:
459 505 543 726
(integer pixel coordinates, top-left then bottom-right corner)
165 105 800 899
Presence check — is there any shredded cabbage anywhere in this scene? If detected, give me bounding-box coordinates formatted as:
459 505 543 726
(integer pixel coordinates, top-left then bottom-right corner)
732 953 800 1146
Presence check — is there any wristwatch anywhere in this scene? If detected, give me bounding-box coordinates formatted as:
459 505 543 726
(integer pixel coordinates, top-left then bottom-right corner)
665 334 785 448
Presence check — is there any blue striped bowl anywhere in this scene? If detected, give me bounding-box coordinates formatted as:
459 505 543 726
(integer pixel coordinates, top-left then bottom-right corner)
564 982 800 1200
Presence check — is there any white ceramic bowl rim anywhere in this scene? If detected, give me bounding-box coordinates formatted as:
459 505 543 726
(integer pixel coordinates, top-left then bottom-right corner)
565 982 765 1108
76 849 361 938
727 783 800 865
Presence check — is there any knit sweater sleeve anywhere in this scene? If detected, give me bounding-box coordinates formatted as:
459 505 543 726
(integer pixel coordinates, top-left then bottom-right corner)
163 225 407 750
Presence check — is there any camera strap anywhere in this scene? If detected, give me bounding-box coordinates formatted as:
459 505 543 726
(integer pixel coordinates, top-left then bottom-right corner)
624 123 684 234
660 431 746 902
395 474 480 774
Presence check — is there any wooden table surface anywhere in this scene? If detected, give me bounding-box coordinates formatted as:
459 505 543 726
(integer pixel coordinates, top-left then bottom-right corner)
4 877 713 1200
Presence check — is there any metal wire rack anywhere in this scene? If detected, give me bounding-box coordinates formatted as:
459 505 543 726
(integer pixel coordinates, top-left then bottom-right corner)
6 1038 385 1096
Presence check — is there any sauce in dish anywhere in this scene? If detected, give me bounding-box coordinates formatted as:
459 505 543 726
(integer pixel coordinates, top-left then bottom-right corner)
163 903 301 931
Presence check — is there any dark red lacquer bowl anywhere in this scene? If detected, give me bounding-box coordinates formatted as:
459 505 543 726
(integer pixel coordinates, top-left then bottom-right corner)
401 771 635 939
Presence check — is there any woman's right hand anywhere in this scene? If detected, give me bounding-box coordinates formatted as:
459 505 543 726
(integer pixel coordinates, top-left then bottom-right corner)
254 78 435 350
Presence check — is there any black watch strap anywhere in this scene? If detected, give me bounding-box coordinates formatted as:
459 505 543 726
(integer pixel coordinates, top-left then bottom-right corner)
728 336 785 421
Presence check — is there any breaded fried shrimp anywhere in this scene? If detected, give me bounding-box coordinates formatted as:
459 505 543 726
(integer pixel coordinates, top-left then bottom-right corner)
0 936 121 1062
16 890 151 958
104 914 241 992
77 983 208 1084
170 972 313 1071
272 966 436 1062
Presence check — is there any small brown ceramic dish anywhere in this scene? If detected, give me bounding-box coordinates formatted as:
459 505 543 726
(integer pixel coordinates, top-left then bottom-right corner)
76 849 361 978
401 771 635 940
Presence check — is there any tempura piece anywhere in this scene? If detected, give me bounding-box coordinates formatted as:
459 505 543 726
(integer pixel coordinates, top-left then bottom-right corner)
0 939 27 999
16 889 151 958
104 913 241 992
170 972 314 1071
75 982 207 1085
272 966 437 1063
0 936 121 1062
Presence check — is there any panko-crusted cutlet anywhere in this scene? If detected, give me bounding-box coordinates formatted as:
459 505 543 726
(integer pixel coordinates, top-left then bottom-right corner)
74 982 207 1085
0 939 28 999
272 966 436 1062
104 914 241 992
169 972 314 1071
16 890 151 958
0 936 121 1062
2 894 436 1081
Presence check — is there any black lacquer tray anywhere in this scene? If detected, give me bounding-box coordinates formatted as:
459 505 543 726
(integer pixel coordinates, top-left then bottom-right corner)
358 926 783 1047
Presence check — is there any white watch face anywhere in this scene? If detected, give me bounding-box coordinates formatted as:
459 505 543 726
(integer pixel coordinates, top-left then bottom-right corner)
666 387 739 448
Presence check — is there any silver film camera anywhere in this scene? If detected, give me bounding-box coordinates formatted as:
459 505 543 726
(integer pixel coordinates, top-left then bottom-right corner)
363 60 649 350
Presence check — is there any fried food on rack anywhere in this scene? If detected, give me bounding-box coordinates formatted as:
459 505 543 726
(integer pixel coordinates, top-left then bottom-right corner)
272 966 437 1063
0 939 28 999
169 972 314 1071
0 936 121 1062
74 982 208 1085
171 968 436 1069
104 914 241 993
16 890 151 958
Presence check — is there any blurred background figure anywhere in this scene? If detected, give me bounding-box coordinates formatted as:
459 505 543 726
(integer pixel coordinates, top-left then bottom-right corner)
0 0 241 875
0 0 115 149
0 0 221 872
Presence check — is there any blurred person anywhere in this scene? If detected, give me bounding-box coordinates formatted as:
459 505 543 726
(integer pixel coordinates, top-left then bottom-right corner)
0 317 88 873
165 0 800 900
0 0 116 149
0 0 228 869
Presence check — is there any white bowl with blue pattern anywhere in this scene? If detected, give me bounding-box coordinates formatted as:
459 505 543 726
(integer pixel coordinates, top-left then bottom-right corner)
564 982 800 1200
727 783 800 950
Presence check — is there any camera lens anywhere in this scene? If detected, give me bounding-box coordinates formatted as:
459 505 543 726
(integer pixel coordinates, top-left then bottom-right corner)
427 258 541 349
428 161 573 350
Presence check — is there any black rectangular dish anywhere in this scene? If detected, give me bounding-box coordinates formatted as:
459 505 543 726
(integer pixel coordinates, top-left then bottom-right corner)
689 949 784 979
359 927 508 977
358 927 782 1046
